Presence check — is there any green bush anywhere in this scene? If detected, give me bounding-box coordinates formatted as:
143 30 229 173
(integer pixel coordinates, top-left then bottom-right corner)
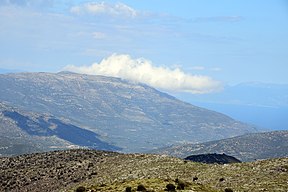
224 188 233 192
137 184 146 191
165 183 176 191
125 186 132 192
75 186 86 192
176 181 185 190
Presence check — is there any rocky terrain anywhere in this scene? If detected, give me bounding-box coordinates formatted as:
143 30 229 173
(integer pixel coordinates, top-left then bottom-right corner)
0 72 257 153
184 153 241 164
0 150 118 192
0 149 287 192
0 102 119 156
152 130 288 162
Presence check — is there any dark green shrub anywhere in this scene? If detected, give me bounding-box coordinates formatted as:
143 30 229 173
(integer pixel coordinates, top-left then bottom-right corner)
75 186 86 192
219 177 225 182
137 184 146 191
225 188 233 192
176 181 185 190
165 183 176 191
125 186 132 192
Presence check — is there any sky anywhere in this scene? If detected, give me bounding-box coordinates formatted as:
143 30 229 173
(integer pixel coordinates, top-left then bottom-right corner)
0 0 288 93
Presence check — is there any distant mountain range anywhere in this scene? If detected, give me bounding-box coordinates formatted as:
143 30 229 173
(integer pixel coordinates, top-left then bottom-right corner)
0 72 257 153
173 82 288 130
152 130 288 162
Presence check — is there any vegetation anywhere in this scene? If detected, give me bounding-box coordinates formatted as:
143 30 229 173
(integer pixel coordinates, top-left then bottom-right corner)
0 149 287 192
75 186 86 192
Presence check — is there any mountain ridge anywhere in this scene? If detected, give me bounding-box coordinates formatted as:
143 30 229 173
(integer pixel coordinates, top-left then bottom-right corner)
0 72 257 152
152 130 288 162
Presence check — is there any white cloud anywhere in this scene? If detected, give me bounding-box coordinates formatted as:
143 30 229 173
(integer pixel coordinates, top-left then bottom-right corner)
70 2 137 18
190 66 205 71
189 66 222 72
0 0 54 8
64 54 222 94
92 32 106 39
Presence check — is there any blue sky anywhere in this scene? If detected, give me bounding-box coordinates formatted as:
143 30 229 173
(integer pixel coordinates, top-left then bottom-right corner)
0 0 287 93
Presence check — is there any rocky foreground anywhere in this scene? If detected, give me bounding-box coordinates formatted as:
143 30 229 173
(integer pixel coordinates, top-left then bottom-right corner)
0 149 287 192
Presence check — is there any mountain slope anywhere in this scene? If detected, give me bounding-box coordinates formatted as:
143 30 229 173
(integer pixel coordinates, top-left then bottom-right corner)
152 131 288 161
0 102 120 156
0 72 257 152
0 149 287 192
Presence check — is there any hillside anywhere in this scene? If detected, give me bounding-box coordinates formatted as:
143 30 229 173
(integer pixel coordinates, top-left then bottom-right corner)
0 102 119 156
152 131 288 162
0 72 257 152
0 149 287 192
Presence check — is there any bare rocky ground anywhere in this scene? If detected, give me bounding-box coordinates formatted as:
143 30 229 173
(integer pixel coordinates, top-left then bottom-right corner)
0 149 287 192
0 150 118 192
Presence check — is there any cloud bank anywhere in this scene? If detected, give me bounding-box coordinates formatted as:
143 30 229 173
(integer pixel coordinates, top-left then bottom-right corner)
70 2 137 18
64 54 222 94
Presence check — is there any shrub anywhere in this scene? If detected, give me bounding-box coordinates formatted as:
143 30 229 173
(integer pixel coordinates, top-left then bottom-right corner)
137 184 146 191
219 178 225 182
125 186 132 192
75 186 86 192
224 188 233 192
176 181 185 190
165 183 176 191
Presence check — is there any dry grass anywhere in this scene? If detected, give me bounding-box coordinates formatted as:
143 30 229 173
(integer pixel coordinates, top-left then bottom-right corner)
65 153 288 192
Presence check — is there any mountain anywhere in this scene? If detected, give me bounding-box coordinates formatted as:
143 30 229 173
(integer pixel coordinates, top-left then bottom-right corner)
184 153 241 164
152 130 288 162
173 82 288 130
0 72 257 152
0 102 120 156
0 149 287 192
